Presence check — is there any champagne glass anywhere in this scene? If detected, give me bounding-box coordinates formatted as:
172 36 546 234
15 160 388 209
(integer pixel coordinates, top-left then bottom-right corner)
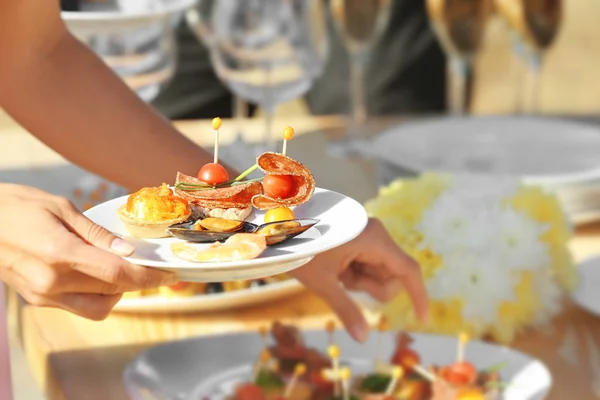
495 0 562 113
327 0 392 156
426 0 493 114
209 0 328 154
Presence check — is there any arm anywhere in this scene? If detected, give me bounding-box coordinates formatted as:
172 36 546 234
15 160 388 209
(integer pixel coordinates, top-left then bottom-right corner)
0 0 235 191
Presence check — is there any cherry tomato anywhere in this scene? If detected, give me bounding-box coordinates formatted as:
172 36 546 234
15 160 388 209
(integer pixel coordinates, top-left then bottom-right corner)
456 387 485 400
168 281 191 291
264 207 295 223
235 383 264 400
309 370 334 391
263 175 293 199
198 163 229 185
440 362 478 386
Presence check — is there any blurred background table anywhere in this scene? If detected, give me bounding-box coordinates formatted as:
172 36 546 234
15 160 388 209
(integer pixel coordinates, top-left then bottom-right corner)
1 115 600 400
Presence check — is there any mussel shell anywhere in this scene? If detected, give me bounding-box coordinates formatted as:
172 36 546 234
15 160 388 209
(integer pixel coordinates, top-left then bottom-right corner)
167 221 258 243
255 218 319 246
167 218 319 246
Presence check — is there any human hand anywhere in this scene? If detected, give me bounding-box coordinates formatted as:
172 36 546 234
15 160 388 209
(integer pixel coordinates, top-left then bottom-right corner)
0 184 177 320
289 218 428 342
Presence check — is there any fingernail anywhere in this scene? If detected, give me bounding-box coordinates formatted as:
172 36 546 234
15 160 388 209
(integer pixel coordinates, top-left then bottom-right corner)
110 238 135 256
350 323 369 343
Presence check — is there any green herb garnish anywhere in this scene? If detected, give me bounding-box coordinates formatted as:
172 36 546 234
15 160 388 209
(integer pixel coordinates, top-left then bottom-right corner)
484 380 511 390
254 369 284 389
360 373 391 393
482 362 508 373
175 176 263 191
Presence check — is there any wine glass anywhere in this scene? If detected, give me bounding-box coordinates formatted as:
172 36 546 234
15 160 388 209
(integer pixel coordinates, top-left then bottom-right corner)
327 0 392 156
209 0 328 156
495 0 562 114
185 0 249 140
425 0 493 114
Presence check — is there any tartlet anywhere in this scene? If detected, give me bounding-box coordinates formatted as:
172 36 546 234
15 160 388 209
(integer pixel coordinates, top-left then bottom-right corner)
117 183 191 238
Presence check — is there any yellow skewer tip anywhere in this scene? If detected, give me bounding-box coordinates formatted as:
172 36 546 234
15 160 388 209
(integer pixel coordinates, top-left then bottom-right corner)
327 345 340 359
392 366 404 379
272 360 280 373
339 367 352 381
378 315 390 332
260 349 271 362
212 117 223 130
459 332 469 344
294 363 307 376
283 126 295 141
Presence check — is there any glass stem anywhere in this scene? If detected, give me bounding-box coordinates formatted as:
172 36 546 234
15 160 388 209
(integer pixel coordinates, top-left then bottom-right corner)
524 52 543 114
262 64 276 152
448 56 470 115
349 51 368 125
263 106 275 153
232 95 247 138
511 37 526 114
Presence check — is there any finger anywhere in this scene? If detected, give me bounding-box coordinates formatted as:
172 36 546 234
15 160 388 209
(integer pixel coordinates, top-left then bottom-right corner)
382 245 429 322
58 201 134 256
293 270 369 343
57 293 123 321
0 243 127 296
340 271 403 303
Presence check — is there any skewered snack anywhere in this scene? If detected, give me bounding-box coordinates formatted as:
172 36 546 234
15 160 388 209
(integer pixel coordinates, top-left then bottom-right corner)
251 152 316 211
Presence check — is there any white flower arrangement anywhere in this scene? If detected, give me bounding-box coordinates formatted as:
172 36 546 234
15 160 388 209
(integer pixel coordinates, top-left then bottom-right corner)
365 173 576 343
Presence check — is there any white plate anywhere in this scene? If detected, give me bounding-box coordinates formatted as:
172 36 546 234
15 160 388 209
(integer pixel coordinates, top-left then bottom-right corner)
572 256 600 316
84 188 368 282
122 329 552 400
113 279 305 313
371 116 600 186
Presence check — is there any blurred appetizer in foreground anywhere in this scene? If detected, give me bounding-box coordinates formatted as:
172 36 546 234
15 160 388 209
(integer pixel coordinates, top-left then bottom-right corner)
225 318 507 400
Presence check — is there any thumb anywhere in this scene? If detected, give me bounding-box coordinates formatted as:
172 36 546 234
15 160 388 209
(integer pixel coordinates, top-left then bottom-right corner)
61 204 134 257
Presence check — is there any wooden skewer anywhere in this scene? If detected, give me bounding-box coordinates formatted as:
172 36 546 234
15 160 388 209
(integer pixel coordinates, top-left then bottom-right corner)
385 366 404 395
411 363 437 382
283 363 306 398
252 349 271 381
258 326 269 349
326 320 336 346
376 315 389 368
212 117 222 164
457 332 469 363
327 345 341 397
339 367 351 400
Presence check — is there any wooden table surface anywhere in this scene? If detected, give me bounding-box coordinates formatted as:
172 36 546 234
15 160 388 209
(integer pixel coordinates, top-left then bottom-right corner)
5 115 600 400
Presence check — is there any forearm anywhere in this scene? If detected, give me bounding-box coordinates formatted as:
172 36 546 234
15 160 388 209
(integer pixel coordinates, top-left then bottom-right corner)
0 31 235 191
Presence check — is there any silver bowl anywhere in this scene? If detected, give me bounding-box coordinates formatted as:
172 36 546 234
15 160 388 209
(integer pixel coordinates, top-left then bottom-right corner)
61 0 198 102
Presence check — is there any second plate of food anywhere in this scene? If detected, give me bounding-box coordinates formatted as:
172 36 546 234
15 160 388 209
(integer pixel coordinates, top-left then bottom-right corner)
114 275 305 313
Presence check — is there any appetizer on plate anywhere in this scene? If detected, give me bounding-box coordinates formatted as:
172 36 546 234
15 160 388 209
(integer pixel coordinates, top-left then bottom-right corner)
114 121 320 263
221 318 507 400
116 183 191 238
121 275 291 300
